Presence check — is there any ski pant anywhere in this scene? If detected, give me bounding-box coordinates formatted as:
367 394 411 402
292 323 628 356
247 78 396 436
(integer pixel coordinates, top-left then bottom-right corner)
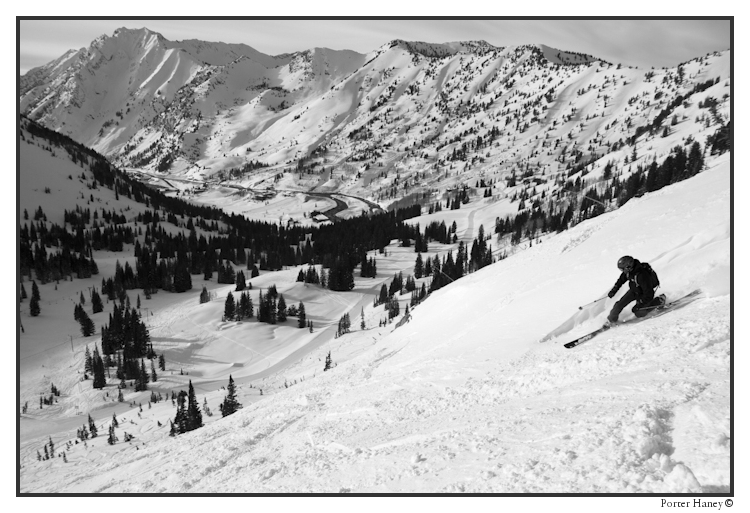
607 289 660 323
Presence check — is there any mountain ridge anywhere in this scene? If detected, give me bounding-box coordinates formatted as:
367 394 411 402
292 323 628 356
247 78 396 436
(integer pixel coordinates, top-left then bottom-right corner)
20 27 730 219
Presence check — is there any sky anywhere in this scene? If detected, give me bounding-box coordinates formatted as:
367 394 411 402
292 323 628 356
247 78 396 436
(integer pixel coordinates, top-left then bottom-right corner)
18 18 731 75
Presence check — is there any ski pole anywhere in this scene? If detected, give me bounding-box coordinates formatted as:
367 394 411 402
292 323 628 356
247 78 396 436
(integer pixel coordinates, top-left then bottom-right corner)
578 296 607 310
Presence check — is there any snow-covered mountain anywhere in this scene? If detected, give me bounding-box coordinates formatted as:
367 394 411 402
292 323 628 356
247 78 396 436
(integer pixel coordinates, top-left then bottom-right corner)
20 27 364 173
21 28 729 211
18 27 732 496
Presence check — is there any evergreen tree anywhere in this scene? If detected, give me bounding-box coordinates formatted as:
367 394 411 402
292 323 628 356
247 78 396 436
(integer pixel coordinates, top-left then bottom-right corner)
337 313 351 336
79 310 96 336
186 381 203 431
320 268 327 288
328 258 355 291
88 414 98 438
112 412 119 427
92 346 106 389
324 351 332 372
235 270 246 291
223 260 236 284
414 253 424 279
707 122 730 155
173 261 193 293
80 291 86 305
305 266 320 284
277 294 287 322
269 296 277 324
174 391 187 434
84 346 93 376
159 353 166 371
20 282 27 302
221 375 242 417
224 291 235 320
238 291 250 320
107 424 118 445
200 286 210 304
361 307 366 330
91 289 103 313
687 141 704 177
378 283 389 305
135 359 149 391
387 296 400 319
257 290 265 322
388 272 403 296
297 302 306 328
30 287 41 316
150 359 158 382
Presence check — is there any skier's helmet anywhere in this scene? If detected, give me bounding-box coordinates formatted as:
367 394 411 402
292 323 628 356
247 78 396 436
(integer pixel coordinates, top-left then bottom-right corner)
617 255 635 272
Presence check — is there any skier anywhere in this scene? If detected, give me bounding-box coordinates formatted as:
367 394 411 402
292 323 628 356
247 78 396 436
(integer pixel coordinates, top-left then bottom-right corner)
605 255 665 326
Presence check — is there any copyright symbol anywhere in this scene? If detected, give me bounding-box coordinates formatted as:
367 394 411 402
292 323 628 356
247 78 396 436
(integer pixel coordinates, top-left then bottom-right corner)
726 499 733 507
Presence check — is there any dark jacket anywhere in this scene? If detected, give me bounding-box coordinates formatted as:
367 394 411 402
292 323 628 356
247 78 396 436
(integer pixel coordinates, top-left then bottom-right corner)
609 259 657 304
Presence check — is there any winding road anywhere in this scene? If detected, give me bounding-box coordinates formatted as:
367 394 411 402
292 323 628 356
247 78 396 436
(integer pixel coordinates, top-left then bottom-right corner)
305 191 384 223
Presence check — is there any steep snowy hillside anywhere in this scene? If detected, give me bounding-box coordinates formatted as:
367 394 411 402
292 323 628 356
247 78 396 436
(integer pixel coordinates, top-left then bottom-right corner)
19 152 730 493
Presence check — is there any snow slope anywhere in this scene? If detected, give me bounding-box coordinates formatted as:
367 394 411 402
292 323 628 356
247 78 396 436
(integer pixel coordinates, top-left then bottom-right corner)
19 152 730 494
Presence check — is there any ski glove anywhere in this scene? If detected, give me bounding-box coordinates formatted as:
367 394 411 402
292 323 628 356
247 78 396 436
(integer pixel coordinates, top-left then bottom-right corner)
608 289 616 298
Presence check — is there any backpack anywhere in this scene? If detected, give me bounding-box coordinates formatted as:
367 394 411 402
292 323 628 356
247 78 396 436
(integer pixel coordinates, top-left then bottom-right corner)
641 263 660 290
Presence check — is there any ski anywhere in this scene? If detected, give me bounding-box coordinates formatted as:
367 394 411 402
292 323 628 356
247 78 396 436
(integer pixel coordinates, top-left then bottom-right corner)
563 325 611 348
563 289 702 349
